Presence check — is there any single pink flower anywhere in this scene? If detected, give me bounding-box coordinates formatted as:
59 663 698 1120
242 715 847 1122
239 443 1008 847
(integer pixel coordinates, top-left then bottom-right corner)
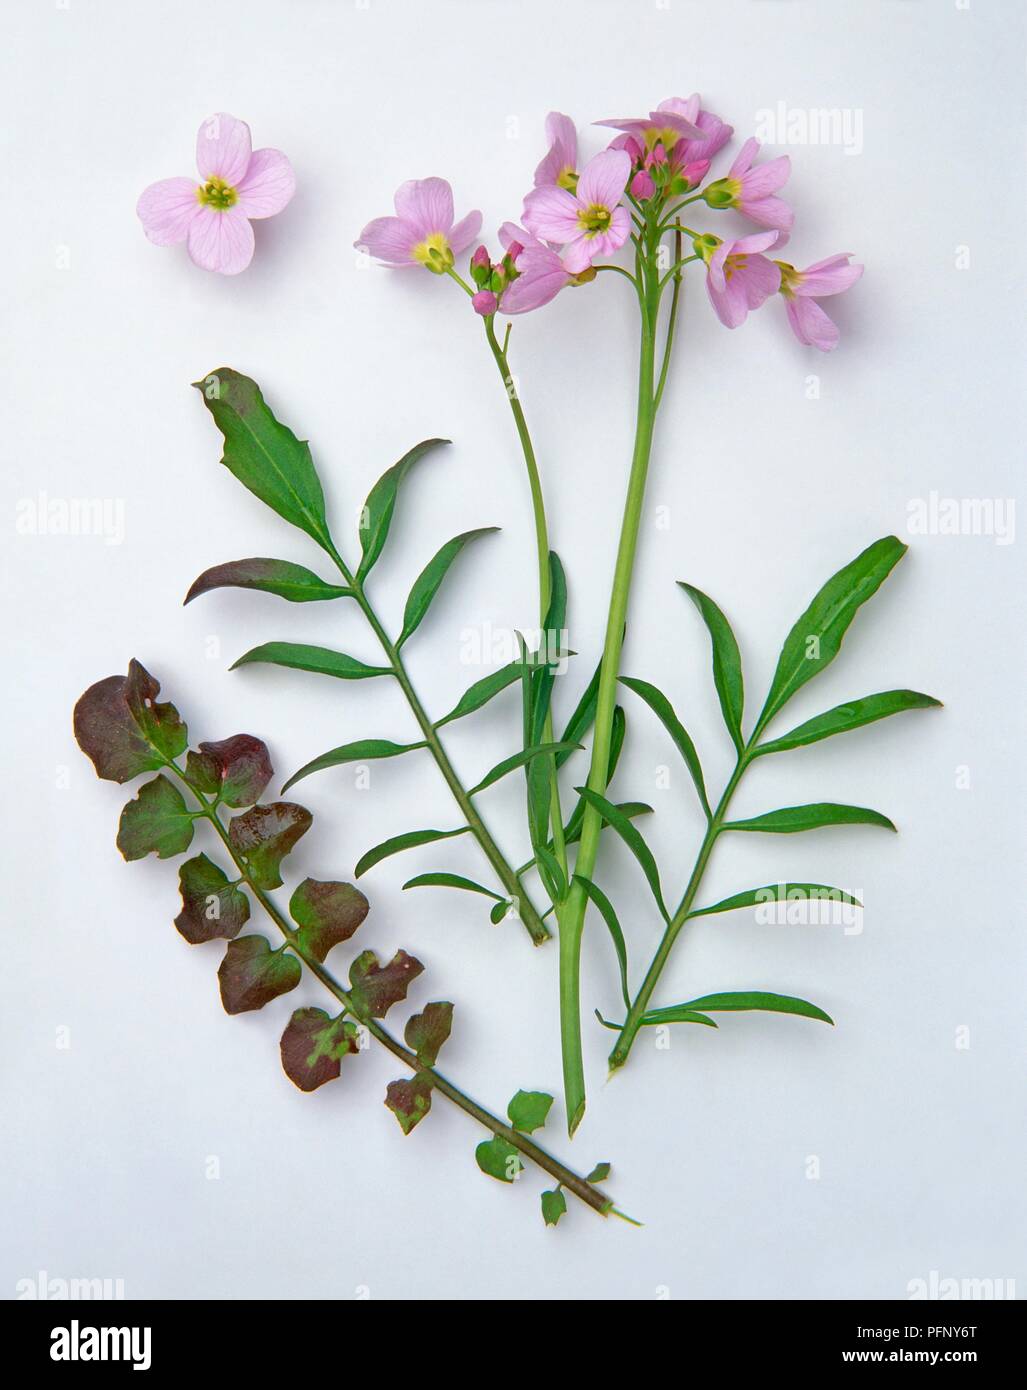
355 178 482 272
705 231 782 328
534 111 578 190
595 96 705 150
666 95 734 165
777 253 863 351
496 223 571 315
521 149 632 273
136 113 295 275
704 137 793 232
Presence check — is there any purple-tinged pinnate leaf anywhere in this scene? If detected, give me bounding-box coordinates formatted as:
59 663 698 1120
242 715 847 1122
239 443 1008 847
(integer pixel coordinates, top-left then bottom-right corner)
507 1089 553 1134
280 1007 359 1091
227 801 312 889
185 735 273 808
185 558 351 605
116 775 195 861
174 853 250 944
475 1136 523 1183
74 660 187 783
404 1001 454 1068
385 1073 434 1134
288 879 368 962
218 935 301 1014
348 949 424 1018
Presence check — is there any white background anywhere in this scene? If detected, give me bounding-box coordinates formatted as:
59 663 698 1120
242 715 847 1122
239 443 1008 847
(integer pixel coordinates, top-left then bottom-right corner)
3 0 1024 1301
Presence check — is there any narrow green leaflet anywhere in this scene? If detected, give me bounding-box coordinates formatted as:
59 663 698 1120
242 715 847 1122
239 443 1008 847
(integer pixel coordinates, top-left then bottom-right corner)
575 787 669 922
574 875 630 1010
280 1007 359 1090
385 1074 434 1134
231 642 390 681
185 734 273 808
354 825 469 878
174 853 250 944
541 1188 567 1226
754 690 941 756
620 675 710 818
218 935 301 1014
645 992 834 1026
74 660 187 783
507 1089 554 1134
433 662 523 729
398 527 499 646
193 369 333 552
404 1001 454 1068
679 582 745 753
597 1007 716 1030
348 949 424 1017
226 801 312 888
357 438 449 580
283 739 426 793
185 557 351 605
402 872 504 902
475 1136 523 1184
469 741 581 796
116 775 195 861
557 660 602 766
557 799 652 859
723 803 896 834
288 878 369 961
688 882 863 920
756 535 907 733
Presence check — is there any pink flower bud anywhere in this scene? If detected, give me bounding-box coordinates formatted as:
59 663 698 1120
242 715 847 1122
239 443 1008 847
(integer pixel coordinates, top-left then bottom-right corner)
472 289 498 316
680 158 711 190
630 169 656 201
505 240 524 262
471 245 491 271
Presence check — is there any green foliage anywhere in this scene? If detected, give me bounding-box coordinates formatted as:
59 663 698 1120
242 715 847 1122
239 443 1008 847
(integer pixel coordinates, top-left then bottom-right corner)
754 690 941 756
679 582 745 752
508 1089 553 1134
74 661 187 784
385 1074 435 1134
398 528 499 646
404 1001 454 1068
218 935 302 1014
475 1136 523 1184
175 853 249 944
231 641 390 681
185 734 273 808
357 438 449 580
185 558 351 604
620 675 710 818
227 801 312 888
541 1188 567 1226
348 949 424 1018
355 826 469 878
280 1007 359 1090
289 879 369 961
117 775 195 860
575 787 669 922
723 803 896 835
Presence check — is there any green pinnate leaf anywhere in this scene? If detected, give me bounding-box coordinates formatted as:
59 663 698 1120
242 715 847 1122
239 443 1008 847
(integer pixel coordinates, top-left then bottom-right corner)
475 1136 523 1184
586 1162 611 1183
280 1007 359 1090
404 1001 454 1067
756 535 907 733
574 875 630 1010
227 801 312 888
620 675 710 818
398 527 499 646
402 872 505 903
354 826 468 878
348 949 424 1018
193 369 333 552
679 582 745 753
74 660 187 783
723 803 895 835
174 853 250 944
282 738 426 794
385 1074 434 1134
575 787 669 922
754 690 942 756
688 883 862 920
218 935 301 1014
434 660 523 729
185 734 273 808
116 775 195 861
358 438 449 580
469 741 581 796
541 1188 567 1226
507 1089 553 1134
185 557 351 604
231 642 390 681
288 878 369 962
644 991 833 1026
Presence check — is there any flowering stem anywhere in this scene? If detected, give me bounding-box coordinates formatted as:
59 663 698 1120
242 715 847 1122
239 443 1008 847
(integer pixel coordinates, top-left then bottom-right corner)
322 538 551 946
164 760 610 1214
654 230 684 411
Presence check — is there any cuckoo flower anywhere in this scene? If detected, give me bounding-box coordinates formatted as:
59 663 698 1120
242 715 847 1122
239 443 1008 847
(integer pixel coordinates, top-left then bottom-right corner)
137 113 295 275
497 223 572 314
703 137 793 232
777 253 863 351
355 178 482 272
703 230 781 328
595 96 705 152
522 150 632 273
534 112 578 190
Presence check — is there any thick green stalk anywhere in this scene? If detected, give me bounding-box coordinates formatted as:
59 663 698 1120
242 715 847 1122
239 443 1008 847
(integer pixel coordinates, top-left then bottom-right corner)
167 759 611 1216
322 539 550 946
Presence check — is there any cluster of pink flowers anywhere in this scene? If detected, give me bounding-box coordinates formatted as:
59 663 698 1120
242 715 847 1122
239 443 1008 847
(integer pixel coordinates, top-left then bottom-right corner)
354 95 862 351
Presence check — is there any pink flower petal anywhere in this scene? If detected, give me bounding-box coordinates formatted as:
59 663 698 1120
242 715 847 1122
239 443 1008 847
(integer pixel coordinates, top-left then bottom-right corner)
235 148 296 219
680 111 733 163
795 255 863 297
786 295 840 351
656 94 701 126
739 194 794 232
187 206 255 275
707 273 749 329
501 259 569 314
733 230 780 256
740 154 791 199
729 137 760 179
534 111 577 186
137 177 200 246
195 113 252 186
561 234 595 274
355 215 418 266
449 209 483 254
394 178 454 237
740 254 781 307
522 184 582 243
576 149 631 211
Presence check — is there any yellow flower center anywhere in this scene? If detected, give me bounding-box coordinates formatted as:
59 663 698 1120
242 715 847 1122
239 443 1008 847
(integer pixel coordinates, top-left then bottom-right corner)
556 167 578 192
577 204 612 236
643 125 682 152
412 231 454 274
724 254 748 282
196 177 238 211
775 260 802 298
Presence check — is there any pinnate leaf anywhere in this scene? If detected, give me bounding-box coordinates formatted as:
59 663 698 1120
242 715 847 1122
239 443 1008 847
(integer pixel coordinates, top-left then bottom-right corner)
398 527 499 646
644 991 833 1026
227 801 312 888
282 738 425 793
404 1001 454 1067
348 949 424 1018
174 853 250 944
434 661 523 729
185 558 350 605
185 734 273 808
575 787 669 921
688 882 862 920
74 660 187 783
355 826 468 878
507 1089 553 1134
289 878 369 961
724 803 895 835
679 582 745 753
231 642 390 681
754 690 941 756
402 872 504 902
280 1007 359 1090
574 875 630 1010
358 438 449 580
218 935 301 1014
469 741 581 796
117 775 194 861
385 1074 434 1134
620 675 710 817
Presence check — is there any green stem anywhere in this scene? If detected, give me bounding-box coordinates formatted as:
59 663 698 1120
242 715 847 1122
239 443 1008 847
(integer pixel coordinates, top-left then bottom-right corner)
167 762 608 1215
654 231 684 412
322 538 550 946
